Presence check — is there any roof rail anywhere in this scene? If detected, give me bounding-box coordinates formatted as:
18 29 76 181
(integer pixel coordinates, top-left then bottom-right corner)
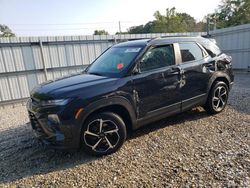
159 35 201 38
124 37 159 44
127 38 150 41
201 34 212 38
146 37 158 43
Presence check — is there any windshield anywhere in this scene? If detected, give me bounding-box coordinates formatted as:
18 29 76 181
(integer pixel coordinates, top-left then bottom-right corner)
87 47 142 77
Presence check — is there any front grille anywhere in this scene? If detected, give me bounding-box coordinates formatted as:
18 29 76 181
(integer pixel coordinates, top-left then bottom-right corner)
31 97 40 106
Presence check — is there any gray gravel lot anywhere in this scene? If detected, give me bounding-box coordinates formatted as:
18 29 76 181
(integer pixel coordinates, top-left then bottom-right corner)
0 73 249 187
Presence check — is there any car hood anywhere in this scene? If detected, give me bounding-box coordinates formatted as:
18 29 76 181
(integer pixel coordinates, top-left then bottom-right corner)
31 73 118 99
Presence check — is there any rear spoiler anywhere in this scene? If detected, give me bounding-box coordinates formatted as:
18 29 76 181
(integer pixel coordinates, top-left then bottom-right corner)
202 35 217 44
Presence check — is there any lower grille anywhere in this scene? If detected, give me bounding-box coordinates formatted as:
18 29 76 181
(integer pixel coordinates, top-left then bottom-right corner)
28 111 43 133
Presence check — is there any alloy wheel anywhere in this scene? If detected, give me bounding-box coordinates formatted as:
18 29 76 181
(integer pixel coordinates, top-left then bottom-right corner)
212 86 228 111
83 119 120 153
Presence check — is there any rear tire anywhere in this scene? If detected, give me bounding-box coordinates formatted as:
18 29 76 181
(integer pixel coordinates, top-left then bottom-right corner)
81 112 127 156
204 81 229 114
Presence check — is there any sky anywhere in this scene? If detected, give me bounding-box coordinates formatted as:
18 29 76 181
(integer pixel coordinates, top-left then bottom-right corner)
0 0 221 36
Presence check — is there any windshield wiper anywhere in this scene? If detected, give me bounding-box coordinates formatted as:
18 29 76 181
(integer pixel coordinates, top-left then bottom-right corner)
88 72 103 76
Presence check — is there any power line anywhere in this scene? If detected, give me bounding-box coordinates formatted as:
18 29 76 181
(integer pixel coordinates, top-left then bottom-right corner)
9 21 149 32
7 22 116 26
7 20 152 35
14 27 120 31
7 21 147 26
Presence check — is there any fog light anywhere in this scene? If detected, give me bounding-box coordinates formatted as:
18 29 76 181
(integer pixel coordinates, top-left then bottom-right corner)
48 114 60 125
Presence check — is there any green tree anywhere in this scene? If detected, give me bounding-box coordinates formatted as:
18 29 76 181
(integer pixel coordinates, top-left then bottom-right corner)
152 8 184 32
127 25 145 34
210 0 250 29
128 7 205 34
177 13 197 32
115 31 129 35
194 21 207 32
0 24 15 37
93 30 109 35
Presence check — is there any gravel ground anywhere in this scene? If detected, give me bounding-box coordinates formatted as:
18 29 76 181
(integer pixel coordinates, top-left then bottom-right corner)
0 73 249 187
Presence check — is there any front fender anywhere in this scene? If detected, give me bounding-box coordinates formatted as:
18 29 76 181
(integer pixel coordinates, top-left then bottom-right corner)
78 96 137 129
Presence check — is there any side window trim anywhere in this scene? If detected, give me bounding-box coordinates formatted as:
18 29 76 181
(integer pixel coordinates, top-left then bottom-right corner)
173 43 182 65
196 42 209 58
138 63 178 74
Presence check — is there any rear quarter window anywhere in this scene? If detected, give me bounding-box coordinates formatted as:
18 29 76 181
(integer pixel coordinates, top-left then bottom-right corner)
199 39 222 57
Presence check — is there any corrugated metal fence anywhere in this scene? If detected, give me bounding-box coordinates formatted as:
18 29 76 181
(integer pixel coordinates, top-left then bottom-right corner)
211 23 250 70
0 24 249 105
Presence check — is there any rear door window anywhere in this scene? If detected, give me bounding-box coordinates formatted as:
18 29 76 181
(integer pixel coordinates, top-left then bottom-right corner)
179 43 204 63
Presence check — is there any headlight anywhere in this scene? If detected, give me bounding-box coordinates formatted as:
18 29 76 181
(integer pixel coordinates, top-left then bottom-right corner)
40 99 70 107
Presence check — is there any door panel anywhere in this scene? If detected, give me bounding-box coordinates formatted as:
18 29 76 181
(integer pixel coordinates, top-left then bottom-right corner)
179 60 209 99
132 44 182 119
177 42 212 110
132 67 181 118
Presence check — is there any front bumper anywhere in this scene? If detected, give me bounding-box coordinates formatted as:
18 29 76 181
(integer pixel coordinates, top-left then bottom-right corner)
27 99 81 151
229 81 234 91
28 111 66 149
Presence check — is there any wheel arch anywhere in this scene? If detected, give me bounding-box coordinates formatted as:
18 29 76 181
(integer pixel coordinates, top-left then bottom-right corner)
79 97 137 134
207 72 231 93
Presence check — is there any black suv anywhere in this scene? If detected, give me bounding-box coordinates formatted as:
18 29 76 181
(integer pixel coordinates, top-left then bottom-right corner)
27 37 234 156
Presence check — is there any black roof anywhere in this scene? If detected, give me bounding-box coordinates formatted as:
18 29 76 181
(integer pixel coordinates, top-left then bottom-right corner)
113 36 208 48
113 39 150 47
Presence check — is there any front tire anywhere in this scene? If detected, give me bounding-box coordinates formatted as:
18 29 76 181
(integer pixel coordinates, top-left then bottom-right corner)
81 112 127 156
204 81 229 114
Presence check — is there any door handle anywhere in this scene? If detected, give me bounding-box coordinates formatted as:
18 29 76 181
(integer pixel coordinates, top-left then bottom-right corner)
167 67 181 75
204 63 213 68
168 71 179 75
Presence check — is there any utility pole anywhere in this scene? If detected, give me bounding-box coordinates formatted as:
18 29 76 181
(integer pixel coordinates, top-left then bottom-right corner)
118 21 122 42
206 17 210 36
119 21 122 34
214 19 217 31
